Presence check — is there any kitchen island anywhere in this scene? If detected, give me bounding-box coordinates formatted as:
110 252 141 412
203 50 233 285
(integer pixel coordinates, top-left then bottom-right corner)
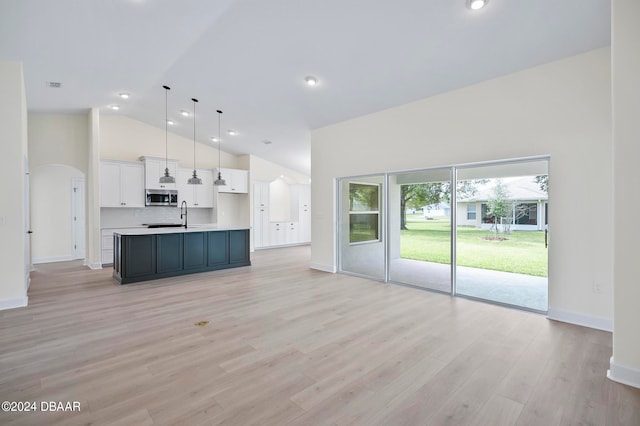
112 226 250 284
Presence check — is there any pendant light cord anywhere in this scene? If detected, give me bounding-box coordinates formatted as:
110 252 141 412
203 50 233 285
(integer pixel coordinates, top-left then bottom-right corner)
163 85 170 172
217 110 223 169
192 98 198 170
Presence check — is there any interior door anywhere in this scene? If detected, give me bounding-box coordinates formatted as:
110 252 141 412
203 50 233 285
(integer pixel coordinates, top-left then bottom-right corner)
72 177 86 259
24 156 31 290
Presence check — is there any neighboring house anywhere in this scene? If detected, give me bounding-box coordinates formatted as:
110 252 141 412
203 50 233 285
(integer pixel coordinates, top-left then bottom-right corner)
457 176 548 231
423 202 450 219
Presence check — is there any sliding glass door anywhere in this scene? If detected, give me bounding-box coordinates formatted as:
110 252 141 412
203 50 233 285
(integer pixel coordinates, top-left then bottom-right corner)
336 157 549 313
388 168 452 292
455 160 548 311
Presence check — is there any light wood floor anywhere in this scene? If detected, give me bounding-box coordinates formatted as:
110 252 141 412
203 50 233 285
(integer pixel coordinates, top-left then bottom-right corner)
1 246 638 425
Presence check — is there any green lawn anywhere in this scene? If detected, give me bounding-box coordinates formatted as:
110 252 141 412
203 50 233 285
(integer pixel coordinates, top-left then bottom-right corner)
401 215 548 277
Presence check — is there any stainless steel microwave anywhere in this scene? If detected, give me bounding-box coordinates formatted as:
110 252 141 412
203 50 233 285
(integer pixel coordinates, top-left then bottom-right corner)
145 189 178 206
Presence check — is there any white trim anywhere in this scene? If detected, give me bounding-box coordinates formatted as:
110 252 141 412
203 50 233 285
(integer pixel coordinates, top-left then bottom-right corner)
547 308 612 332
32 255 75 264
0 296 28 311
608 357 640 389
310 262 336 273
85 260 103 270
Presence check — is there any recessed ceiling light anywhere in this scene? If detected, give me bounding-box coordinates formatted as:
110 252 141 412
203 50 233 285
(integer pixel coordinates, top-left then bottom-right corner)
180 110 190 117
210 136 221 142
119 93 130 99
263 140 272 145
167 120 175 126
467 0 488 10
227 130 237 136
110 105 120 110
305 76 318 86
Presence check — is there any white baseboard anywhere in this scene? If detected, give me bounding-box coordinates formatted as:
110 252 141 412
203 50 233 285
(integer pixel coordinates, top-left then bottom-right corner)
32 255 74 264
547 308 612 332
0 296 28 311
608 357 640 389
310 262 336 273
85 260 103 270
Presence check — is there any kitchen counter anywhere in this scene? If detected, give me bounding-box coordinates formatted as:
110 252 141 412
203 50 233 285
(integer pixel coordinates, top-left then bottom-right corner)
112 227 251 284
113 225 249 235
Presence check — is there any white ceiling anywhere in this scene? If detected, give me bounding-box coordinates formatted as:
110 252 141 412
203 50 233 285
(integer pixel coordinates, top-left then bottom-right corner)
0 0 610 175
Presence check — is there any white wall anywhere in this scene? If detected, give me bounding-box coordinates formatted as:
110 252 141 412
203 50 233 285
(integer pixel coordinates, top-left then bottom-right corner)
609 0 640 388
100 115 239 169
249 154 310 185
30 165 84 262
28 113 89 173
0 61 28 310
311 47 613 328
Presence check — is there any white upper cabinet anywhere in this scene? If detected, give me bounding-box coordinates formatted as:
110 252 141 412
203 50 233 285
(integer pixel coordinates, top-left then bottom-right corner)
215 168 249 193
100 160 145 208
141 156 178 190
177 168 214 208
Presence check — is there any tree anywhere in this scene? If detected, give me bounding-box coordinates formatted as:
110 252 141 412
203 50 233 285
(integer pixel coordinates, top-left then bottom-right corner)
486 180 511 239
400 183 442 230
400 179 486 230
535 175 548 193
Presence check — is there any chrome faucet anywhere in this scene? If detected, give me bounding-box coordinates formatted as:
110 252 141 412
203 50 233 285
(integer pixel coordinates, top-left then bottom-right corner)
180 200 188 228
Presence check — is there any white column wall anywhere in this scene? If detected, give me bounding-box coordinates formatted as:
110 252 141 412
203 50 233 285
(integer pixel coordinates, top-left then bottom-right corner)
311 48 613 329
0 61 28 310
609 0 640 389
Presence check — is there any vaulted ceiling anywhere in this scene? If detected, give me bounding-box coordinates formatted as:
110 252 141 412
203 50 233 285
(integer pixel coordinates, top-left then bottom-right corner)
0 0 611 174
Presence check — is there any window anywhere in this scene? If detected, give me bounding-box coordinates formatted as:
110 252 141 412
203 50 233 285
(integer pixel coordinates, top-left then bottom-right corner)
481 203 493 223
349 183 380 243
515 203 537 225
467 204 476 220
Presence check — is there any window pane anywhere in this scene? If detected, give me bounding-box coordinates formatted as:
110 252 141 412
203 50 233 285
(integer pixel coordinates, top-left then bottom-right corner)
515 203 537 225
350 213 379 243
467 204 476 220
349 183 379 212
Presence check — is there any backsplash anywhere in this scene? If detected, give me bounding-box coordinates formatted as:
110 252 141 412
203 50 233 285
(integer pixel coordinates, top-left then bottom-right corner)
101 207 215 228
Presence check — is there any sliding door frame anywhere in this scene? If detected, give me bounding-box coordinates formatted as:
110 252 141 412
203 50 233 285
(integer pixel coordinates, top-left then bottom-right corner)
336 155 550 312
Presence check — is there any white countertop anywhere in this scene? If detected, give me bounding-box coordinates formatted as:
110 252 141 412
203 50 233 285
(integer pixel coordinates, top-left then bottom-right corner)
112 225 249 235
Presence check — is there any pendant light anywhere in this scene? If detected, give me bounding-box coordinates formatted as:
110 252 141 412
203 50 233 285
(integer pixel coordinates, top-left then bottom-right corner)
187 98 202 185
159 85 175 184
213 109 226 186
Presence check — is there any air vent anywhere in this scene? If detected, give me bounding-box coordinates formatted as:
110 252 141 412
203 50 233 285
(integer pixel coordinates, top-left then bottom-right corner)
46 82 62 88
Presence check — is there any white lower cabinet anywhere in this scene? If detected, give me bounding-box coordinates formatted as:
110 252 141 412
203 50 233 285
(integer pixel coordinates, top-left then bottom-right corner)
285 222 298 245
269 222 285 246
101 229 115 265
267 222 299 247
